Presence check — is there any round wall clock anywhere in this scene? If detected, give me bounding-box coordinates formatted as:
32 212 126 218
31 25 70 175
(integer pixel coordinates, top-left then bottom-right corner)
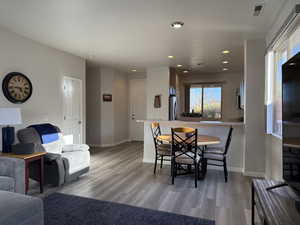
2 72 33 104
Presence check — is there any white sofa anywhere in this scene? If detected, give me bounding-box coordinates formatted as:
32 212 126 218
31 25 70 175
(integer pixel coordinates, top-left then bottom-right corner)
17 126 90 186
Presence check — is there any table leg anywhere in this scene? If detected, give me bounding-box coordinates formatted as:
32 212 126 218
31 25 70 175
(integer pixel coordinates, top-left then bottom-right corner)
25 160 29 194
251 181 255 225
39 157 44 193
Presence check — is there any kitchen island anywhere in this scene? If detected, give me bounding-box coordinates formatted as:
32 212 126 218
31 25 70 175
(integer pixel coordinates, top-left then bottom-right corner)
138 120 245 173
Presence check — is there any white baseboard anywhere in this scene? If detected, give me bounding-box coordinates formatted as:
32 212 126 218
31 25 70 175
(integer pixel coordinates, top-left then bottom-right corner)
89 144 102 148
89 139 130 148
207 165 243 173
243 171 265 178
143 159 243 173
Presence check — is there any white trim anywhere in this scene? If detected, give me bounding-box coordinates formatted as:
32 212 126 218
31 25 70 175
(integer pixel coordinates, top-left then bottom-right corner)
270 133 282 140
243 171 265 178
62 76 83 144
89 139 130 148
88 144 102 148
207 165 243 173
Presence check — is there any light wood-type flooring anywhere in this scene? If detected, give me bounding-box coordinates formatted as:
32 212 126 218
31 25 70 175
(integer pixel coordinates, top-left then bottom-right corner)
31 141 253 225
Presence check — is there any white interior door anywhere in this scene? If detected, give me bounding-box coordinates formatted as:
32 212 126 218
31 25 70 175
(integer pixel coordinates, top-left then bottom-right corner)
129 79 146 141
63 76 83 144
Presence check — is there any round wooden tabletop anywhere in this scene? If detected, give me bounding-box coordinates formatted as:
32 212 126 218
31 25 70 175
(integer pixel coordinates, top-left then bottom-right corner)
157 134 221 146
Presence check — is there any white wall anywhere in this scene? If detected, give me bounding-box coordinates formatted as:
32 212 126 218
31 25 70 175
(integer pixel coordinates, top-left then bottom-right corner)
265 135 283 180
86 67 101 145
146 67 170 120
0 26 86 148
179 72 243 121
243 39 266 176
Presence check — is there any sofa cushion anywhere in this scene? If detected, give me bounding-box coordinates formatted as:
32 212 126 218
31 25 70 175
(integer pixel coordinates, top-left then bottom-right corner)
17 127 42 144
0 190 44 225
0 176 15 192
62 150 90 174
42 133 64 154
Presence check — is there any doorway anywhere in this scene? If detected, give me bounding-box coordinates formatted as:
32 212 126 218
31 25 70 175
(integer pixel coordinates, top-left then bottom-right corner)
62 76 83 144
129 78 146 141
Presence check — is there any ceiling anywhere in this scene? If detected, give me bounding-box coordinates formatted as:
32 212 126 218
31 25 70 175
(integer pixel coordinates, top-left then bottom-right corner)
0 0 285 74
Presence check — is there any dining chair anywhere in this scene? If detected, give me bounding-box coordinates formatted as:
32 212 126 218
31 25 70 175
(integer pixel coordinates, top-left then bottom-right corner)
201 126 233 182
171 127 200 188
151 122 171 174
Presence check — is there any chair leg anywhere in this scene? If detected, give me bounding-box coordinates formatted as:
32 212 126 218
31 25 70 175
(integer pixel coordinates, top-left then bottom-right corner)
194 163 198 188
160 155 163 168
154 154 158 174
171 159 175 185
223 158 228 182
197 162 201 179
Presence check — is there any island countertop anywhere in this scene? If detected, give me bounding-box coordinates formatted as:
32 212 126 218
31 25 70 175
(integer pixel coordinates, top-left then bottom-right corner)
137 120 244 127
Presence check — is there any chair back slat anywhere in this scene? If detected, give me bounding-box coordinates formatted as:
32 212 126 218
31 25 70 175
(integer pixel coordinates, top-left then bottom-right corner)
224 127 233 155
151 122 163 150
171 127 198 160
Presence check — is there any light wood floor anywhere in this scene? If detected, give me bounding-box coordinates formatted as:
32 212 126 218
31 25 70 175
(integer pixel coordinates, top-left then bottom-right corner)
31 141 253 225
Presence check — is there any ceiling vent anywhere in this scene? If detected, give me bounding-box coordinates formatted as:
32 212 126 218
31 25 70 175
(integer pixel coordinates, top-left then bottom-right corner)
253 4 264 16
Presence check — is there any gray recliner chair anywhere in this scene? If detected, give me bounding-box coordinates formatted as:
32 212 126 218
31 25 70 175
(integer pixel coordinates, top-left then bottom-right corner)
0 157 25 194
17 126 90 187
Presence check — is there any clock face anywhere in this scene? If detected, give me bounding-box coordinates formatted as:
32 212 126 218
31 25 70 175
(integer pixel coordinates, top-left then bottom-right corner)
2 72 33 103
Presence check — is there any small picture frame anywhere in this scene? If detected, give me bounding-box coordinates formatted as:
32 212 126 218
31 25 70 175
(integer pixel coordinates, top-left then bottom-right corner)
103 94 112 102
154 95 161 108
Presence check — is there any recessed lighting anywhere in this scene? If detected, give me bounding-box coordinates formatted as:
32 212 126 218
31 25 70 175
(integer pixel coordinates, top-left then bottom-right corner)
222 61 229 64
131 69 137 72
183 70 189 73
222 68 228 71
171 21 184 29
168 56 174 59
222 50 230 54
177 64 183 67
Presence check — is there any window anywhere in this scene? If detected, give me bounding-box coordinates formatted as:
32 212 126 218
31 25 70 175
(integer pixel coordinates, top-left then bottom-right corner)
266 21 300 138
189 84 222 119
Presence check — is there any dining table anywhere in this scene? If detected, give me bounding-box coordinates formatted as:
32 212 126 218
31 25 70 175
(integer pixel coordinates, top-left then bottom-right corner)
156 134 221 179
156 134 221 146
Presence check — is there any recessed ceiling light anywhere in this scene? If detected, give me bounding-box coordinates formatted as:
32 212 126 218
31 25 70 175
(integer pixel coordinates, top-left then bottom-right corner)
131 69 137 72
177 64 183 67
222 50 230 54
168 56 174 59
183 70 189 73
171 21 184 29
222 61 229 64
222 68 228 71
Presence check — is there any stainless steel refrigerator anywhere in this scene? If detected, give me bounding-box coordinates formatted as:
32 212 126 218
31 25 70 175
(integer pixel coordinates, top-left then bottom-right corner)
169 95 177 120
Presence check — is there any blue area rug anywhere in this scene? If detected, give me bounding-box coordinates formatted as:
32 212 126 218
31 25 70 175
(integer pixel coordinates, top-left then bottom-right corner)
44 193 215 225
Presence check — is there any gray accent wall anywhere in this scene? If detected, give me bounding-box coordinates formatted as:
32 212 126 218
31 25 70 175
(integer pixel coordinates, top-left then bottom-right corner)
86 66 129 147
86 67 101 145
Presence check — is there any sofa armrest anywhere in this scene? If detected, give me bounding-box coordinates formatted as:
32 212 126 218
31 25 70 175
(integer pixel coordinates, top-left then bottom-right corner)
44 153 62 162
62 144 89 153
0 157 25 194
